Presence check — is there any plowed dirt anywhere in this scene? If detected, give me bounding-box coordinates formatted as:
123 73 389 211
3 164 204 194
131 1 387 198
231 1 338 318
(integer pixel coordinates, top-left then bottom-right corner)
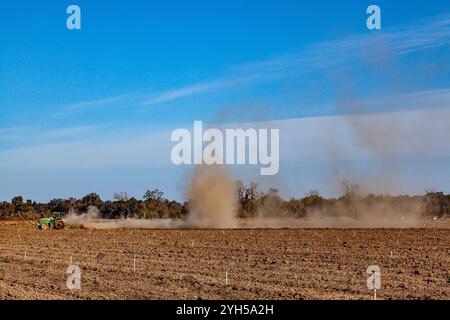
0 220 448 299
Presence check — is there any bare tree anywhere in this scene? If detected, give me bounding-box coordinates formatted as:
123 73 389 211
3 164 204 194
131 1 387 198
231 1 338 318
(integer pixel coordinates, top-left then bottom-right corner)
113 192 129 201
341 180 361 219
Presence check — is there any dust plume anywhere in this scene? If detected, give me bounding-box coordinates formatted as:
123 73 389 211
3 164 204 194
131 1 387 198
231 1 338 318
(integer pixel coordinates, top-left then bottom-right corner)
305 196 424 228
185 165 238 228
63 206 100 227
63 165 238 229
63 207 187 229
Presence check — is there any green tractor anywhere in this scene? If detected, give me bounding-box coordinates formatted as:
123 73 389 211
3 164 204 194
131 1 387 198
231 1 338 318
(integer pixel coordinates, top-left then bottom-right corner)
37 212 65 230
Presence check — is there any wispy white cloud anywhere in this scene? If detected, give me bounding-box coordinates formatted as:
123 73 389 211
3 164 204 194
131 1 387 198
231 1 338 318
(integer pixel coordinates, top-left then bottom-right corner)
2 106 449 172
55 15 450 112
40 125 102 139
64 96 125 111
0 131 170 171
0 125 104 145
1 88 449 172
403 88 450 97
59 92 143 114
137 14 450 107
140 80 231 106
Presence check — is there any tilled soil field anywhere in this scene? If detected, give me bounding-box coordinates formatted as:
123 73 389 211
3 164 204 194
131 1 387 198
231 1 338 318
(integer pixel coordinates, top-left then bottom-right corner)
0 221 449 300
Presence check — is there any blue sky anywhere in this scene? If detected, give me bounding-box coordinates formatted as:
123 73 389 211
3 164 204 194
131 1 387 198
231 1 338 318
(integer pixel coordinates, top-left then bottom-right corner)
0 1 449 202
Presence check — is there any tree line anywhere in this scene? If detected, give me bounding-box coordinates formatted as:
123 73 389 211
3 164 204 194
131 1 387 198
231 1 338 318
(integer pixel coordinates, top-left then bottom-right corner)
1 182 449 220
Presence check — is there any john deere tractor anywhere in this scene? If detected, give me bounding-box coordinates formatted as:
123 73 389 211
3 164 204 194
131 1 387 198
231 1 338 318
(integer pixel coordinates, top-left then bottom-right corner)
37 212 65 230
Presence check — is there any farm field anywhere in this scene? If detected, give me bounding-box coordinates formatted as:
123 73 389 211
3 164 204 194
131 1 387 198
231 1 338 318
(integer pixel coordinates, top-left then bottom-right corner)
0 220 449 300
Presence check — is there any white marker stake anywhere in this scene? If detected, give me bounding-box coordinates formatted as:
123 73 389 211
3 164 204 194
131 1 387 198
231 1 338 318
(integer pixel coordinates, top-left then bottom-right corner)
133 255 136 271
24 251 27 260
367 265 381 300
225 270 229 286
241 243 244 250
390 250 393 258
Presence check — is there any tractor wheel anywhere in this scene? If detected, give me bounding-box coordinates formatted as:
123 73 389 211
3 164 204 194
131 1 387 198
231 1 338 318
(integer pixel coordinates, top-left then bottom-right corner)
55 221 65 230
40 223 48 230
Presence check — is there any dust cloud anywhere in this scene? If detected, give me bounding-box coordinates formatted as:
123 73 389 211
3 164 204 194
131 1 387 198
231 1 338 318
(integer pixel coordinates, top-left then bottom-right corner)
185 165 237 228
63 206 100 227
63 165 238 229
